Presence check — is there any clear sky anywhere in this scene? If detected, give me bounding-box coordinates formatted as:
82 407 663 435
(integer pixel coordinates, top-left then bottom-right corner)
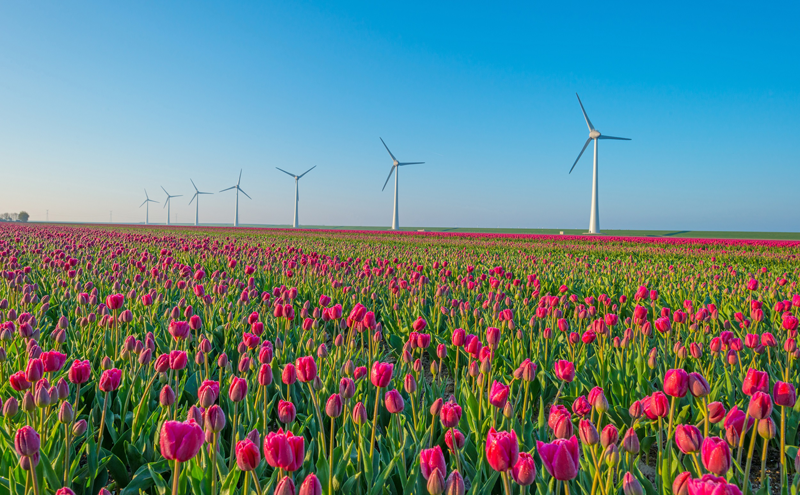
1 1 798 231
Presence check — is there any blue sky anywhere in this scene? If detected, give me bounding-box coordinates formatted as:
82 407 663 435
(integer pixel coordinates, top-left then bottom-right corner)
0 1 798 231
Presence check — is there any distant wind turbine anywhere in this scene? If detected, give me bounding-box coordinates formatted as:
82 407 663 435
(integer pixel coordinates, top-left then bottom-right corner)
220 170 251 227
188 179 213 226
139 189 158 225
276 166 316 228
161 187 182 226
569 94 631 234
380 138 425 231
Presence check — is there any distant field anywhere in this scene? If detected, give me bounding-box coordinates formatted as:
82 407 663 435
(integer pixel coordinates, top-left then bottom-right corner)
33 221 800 240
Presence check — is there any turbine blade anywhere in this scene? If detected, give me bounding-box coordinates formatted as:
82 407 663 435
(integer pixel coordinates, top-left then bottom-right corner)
144 188 150 200
576 93 595 131
398 162 425 166
163 198 169 209
380 137 398 162
237 169 242 186
220 186 236 192
149 199 159 203
189 193 197 205
598 135 631 141
239 187 252 200
298 165 316 178
381 165 396 191
173 195 183 198
161 186 169 196
569 138 592 174
139 199 147 207
190 178 199 192
276 167 296 177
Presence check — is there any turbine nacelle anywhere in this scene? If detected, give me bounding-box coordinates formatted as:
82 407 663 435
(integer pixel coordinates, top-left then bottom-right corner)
589 130 601 139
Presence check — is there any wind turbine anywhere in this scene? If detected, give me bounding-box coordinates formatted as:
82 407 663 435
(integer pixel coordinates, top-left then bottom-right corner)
380 138 425 230
276 166 316 228
139 189 158 225
161 187 182 226
220 169 251 227
569 94 631 234
188 179 213 226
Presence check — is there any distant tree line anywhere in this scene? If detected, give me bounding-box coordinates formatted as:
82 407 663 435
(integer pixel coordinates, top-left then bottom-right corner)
0 211 29 222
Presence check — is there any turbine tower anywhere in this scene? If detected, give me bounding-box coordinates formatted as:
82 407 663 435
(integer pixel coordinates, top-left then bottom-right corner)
569 94 631 234
380 138 425 230
161 187 182 226
276 166 316 228
220 169 251 227
188 179 213 226
139 189 158 225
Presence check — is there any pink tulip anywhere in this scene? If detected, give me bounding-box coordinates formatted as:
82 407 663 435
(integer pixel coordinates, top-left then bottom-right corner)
485 428 519 472
536 436 580 480
160 419 204 462
420 446 446 480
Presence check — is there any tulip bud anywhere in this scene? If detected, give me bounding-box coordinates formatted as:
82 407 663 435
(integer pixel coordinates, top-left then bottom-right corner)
427 468 445 495
22 391 35 413
352 402 368 425
622 472 643 495
758 418 776 439
160 385 175 407
59 402 74 424
430 398 444 416
72 419 88 436
445 471 465 495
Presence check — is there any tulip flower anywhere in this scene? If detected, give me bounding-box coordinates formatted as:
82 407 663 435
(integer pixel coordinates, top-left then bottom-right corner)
701 436 731 475
511 452 536 486
488 380 509 410
420 446 446 480
298 474 322 495
536 436 579 480
160 419 204 495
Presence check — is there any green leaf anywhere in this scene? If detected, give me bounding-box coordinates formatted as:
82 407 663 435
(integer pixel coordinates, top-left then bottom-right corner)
106 454 131 488
147 464 169 495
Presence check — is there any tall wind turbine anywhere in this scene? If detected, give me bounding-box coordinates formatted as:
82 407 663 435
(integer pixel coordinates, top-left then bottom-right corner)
276 166 316 228
380 138 425 230
161 187 182 226
188 179 213 226
139 189 158 225
220 170 251 227
569 94 631 234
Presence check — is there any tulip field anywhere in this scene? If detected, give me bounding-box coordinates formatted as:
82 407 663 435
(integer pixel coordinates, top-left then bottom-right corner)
2 223 800 495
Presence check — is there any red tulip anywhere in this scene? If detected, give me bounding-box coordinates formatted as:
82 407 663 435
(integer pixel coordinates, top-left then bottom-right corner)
98 369 122 392
536 436 579 480
67 360 91 384
325 393 343 417
229 376 248 402
748 391 772 420
236 438 261 471
707 402 726 423
701 437 731 475
25 358 43 382
274 476 295 495
14 425 40 456
295 356 317 383
298 474 322 495
440 401 462 428
168 320 191 340
663 369 689 398
511 452 536 486
412 317 427 331
774 381 797 408
420 446 446 480
9 372 31 391
384 389 404 413
488 381 509 409
688 372 710 397
264 428 304 472
445 428 465 450
485 428 519 472
742 368 769 396
160 419 204 462
445 471 465 495
554 360 575 382
370 362 393 388
687 474 743 494
674 424 703 454
277 400 297 424
40 351 66 372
